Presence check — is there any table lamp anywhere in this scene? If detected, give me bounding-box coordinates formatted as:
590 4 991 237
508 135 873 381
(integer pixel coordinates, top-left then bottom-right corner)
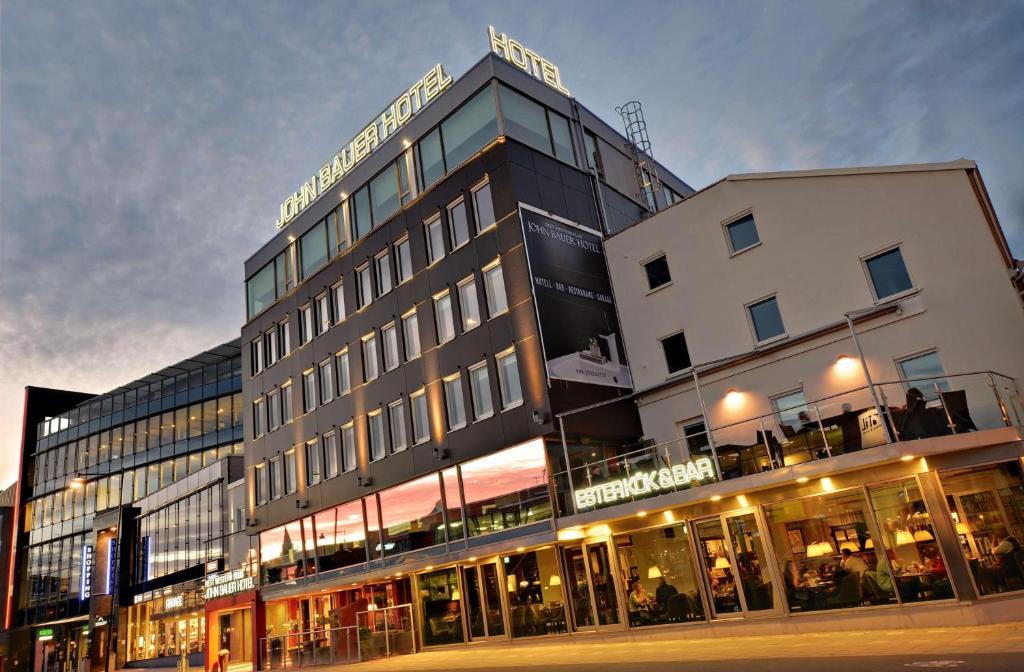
647 566 663 579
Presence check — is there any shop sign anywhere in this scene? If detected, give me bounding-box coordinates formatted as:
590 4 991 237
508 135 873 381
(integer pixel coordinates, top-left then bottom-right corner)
573 457 717 510
204 568 256 600
81 544 94 599
275 63 454 230
164 594 184 609
488 26 570 96
105 538 117 595
37 627 55 642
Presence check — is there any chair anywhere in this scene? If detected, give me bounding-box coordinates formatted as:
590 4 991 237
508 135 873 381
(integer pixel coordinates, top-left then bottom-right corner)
940 390 977 433
827 572 863 608
664 593 688 622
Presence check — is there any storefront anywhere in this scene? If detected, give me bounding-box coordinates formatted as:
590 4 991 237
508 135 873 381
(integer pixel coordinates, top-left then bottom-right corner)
31 622 88 672
125 584 205 664
204 582 261 672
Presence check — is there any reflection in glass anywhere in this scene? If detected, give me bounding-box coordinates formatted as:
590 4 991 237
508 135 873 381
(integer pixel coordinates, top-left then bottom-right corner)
694 518 739 616
503 548 566 637
441 87 498 170
378 474 446 554
616 524 705 626
260 520 308 585
586 542 620 625
459 440 551 537
560 546 592 631
418 567 463 646
313 499 367 572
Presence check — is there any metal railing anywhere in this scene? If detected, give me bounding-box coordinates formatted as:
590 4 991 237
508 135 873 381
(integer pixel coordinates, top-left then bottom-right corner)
356 604 415 661
258 625 359 669
553 371 1024 516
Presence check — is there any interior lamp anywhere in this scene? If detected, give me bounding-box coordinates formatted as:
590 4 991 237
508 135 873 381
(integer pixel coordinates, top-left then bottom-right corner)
549 574 561 587
894 529 916 546
955 522 970 536
839 541 859 553
713 557 731 570
913 529 935 542
647 566 662 580
865 538 874 549
450 589 460 601
806 541 836 558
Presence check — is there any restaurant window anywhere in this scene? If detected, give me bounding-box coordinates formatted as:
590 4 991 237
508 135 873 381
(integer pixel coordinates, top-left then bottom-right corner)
246 262 275 319
425 214 445 264
255 462 268 505
615 524 705 627
498 85 551 155
503 547 569 638
440 86 498 170
472 180 496 233
312 499 366 572
269 457 282 500
323 432 339 479
395 236 413 284
443 373 466 431
434 290 455 344
482 259 508 317
283 448 297 495
460 440 551 537
382 322 400 371
410 389 430 445
368 410 386 462
362 333 379 382
336 348 351 395
331 280 346 324
300 219 329 280
353 186 372 240
379 473 446 554
305 440 321 486
468 361 494 421
747 295 785 343
375 249 393 296
356 263 373 309
725 213 760 254
940 461 1024 596
865 246 913 300
496 347 523 409
644 254 671 291
417 126 445 189
549 111 575 164
764 488 895 612
302 369 317 413
370 162 400 226
319 358 334 404
896 350 949 402
660 331 691 374
867 479 953 603
457 275 481 332
771 388 809 436
402 309 421 360
418 567 462 647
341 422 356 472
259 520 307 585
447 198 470 250
388 399 407 453
299 304 313 345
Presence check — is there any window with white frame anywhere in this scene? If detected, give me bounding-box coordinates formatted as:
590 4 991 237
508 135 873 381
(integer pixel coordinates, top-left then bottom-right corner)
265 328 278 366
395 236 413 284
305 439 321 486
747 295 786 343
283 448 297 494
375 249 393 296
864 246 914 300
896 350 949 401
269 457 283 500
448 197 470 249
336 348 351 394
268 389 282 431
388 399 407 453
255 462 268 505
410 388 429 445
496 347 523 409
677 419 710 455
362 333 379 382
770 388 810 435
472 180 496 233
368 410 386 461
315 293 331 335
443 373 467 430
469 361 494 420
660 331 692 374
341 422 356 471
725 213 760 254
356 263 373 309
322 431 339 479
251 337 264 374
382 322 400 371
331 280 346 323
425 214 445 264
319 358 334 404
482 259 508 317
402 309 421 359
302 369 317 413
253 398 266 437
457 275 481 331
299 304 314 345
643 254 671 291
434 290 455 344
281 381 293 423
278 319 292 357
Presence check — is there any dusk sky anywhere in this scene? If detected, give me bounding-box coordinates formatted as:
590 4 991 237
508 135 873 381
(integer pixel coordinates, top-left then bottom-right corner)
2 1 1023 487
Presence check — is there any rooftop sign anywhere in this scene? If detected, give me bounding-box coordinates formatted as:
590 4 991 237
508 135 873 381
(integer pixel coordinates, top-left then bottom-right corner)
488 26 570 97
275 64 454 230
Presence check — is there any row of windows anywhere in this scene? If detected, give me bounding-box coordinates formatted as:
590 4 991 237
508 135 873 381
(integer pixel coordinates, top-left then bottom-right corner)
135 483 225 582
251 319 292 375
254 348 523 506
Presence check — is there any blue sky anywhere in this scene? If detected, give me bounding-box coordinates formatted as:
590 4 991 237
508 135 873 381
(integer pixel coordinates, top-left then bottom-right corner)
1 0 1022 486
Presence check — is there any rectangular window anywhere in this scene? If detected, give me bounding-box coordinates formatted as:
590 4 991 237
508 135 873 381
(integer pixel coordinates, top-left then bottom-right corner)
281 381 294 423
583 130 604 178
388 400 407 453
246 263 275 319
299 220 329 280
496 347 523 409
395 236 413 284
660 331 692 374
266 328 279 366
255 463 268 505
382 322 400 371
447 198 470 249
440 86 499 169
865 247 913 300
402 309 421 359
283 449 297 494
275 247 296 296
362 333 379 382
268 389 282 432
305 440 321 486
411 389 430 445
443 373 466 430
368 410 385 461
278 320 292 357
549 110 575 164
375 249 393 296
678 419 710 455
472 180 496 233
253 398 266 438
331 281 346 323
425 215 445 264
434 290 455 344
353 186 372 240
896 350 949 402
341 423 356 472
319 359 335 404
457 276 481 332
336 349 351 395
725 213 760 254
269 457 282 500
322 432 339 479
299 304 313 345
251 338 264 375
315 293 331 335
302 369 317 413
417 127 445 188
369 162 400 226
356 264 373 309
644 254 671 290
771 388 809 435
469 361 494 421
460 441 552 537
748 295 786 343
498 84 551 154
482 259 508 317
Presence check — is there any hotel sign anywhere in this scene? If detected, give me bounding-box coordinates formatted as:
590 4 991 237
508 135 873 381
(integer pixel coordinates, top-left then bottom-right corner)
275 64 454 230
204 568 256 600
573 457 717 510
488 26 570 96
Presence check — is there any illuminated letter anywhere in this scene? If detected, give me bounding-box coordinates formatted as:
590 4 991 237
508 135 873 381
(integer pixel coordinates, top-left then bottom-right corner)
696 457 715 480
541 60 570 96
332 155 344 182
507 38 528 69
380 104 398 138
395 93 413 125
437 63 453 91
275 201 288 229
301 177 317 209
423 67 441 101
319 163 333 194
488 25 507 58
340 144 356 172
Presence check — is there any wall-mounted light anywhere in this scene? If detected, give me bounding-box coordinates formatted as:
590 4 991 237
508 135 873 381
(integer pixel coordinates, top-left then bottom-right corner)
834 354 860 377
820 477 836 492
723 388 744 412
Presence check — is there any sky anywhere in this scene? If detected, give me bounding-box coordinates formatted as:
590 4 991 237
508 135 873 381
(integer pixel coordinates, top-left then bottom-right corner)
2 1 1023 488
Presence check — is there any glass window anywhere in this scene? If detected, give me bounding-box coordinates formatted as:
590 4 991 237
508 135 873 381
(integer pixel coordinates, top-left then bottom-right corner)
302 369 317 413
281 382 294 423
482 260 508 317
468 362 493 421
402 309 421 360
336 349 351 395
940 461 1024 596
443 374 466 430
418 567 462 647
323 432 339 479
315 293 331 335
434 291 455 344
425 215 445 264
255 463 268 505
897 350 949 403
319 359 334 404
660 331 691 374
644 255 671 290
379 473 446 554
268 390 281 432
583 130 603 177
283 449 297 494
748 296 785 342
356 264 373 309
418 127 445 188
614 524 705 627
266 328 279 366
275 247 295 297
388 400 407 453
251 338 264 375
382 322 399 371
460 440 551 537
457 276 481 331
441 87 498 169
726 214 760 253
370 163 400 226
411 389 430 445
447 198 470 249
395 236 413 284
269 457 282 500
302 440 320 487
865 247 913 300
472 180 496 233
496 348 523 409
368 410 385 461
353 186 372 240
341 423 356 472
375 250 393 295
246 263 276 319
331 281 346 323
279 320 292 357
771 388 809 436
259 520 307 585
362 333 379 382
253 398 266 438
549 111 575 164
299 304 313 345
300 220 329 279
313 500 365 572
498 85 551 154
765 489 895 612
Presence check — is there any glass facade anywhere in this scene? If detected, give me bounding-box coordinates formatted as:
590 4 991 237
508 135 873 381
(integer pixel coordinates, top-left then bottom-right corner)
615 524 705 626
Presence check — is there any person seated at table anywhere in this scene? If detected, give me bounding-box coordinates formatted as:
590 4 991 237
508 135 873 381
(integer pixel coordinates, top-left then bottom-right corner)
628 581 654 624
989 526 1023 586
654 576 678 614
782 560 812 607
923 546 947 578
840 548 868 575
864 549 896 600
899 388 930 440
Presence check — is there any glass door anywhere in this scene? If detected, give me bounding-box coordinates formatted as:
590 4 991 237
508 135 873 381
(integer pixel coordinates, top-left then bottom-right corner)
694 517 742 617
462 566 487 640
461 562 507 641
480 563 507 637
584 542 621 626
560 546 595 631
694 511 778 618
727 512 775 613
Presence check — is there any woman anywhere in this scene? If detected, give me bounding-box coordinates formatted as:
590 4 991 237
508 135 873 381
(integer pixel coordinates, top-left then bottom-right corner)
628 581 653 624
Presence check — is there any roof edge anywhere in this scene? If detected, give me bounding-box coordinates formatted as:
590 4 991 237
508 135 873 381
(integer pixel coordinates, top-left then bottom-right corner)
725 159 977 182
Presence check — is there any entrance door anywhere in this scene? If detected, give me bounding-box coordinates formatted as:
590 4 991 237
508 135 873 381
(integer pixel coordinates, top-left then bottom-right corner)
561 546 594 631
584 542 621 626
694 511 777 618
560 543 623 631
461 562 507 641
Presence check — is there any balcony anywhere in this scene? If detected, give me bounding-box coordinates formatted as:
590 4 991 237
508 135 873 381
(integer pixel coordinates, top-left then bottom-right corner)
552 371 1023 517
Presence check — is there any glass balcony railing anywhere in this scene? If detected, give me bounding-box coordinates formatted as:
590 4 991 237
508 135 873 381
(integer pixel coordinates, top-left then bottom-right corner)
553 371 1023 517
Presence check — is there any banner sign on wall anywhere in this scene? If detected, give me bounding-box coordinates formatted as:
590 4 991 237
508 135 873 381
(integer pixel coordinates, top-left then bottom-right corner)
519 204 632 389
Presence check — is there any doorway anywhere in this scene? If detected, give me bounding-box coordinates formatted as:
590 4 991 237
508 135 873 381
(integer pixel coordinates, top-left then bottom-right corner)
461 562 506 640
694 511 778 618
560 541 622 631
